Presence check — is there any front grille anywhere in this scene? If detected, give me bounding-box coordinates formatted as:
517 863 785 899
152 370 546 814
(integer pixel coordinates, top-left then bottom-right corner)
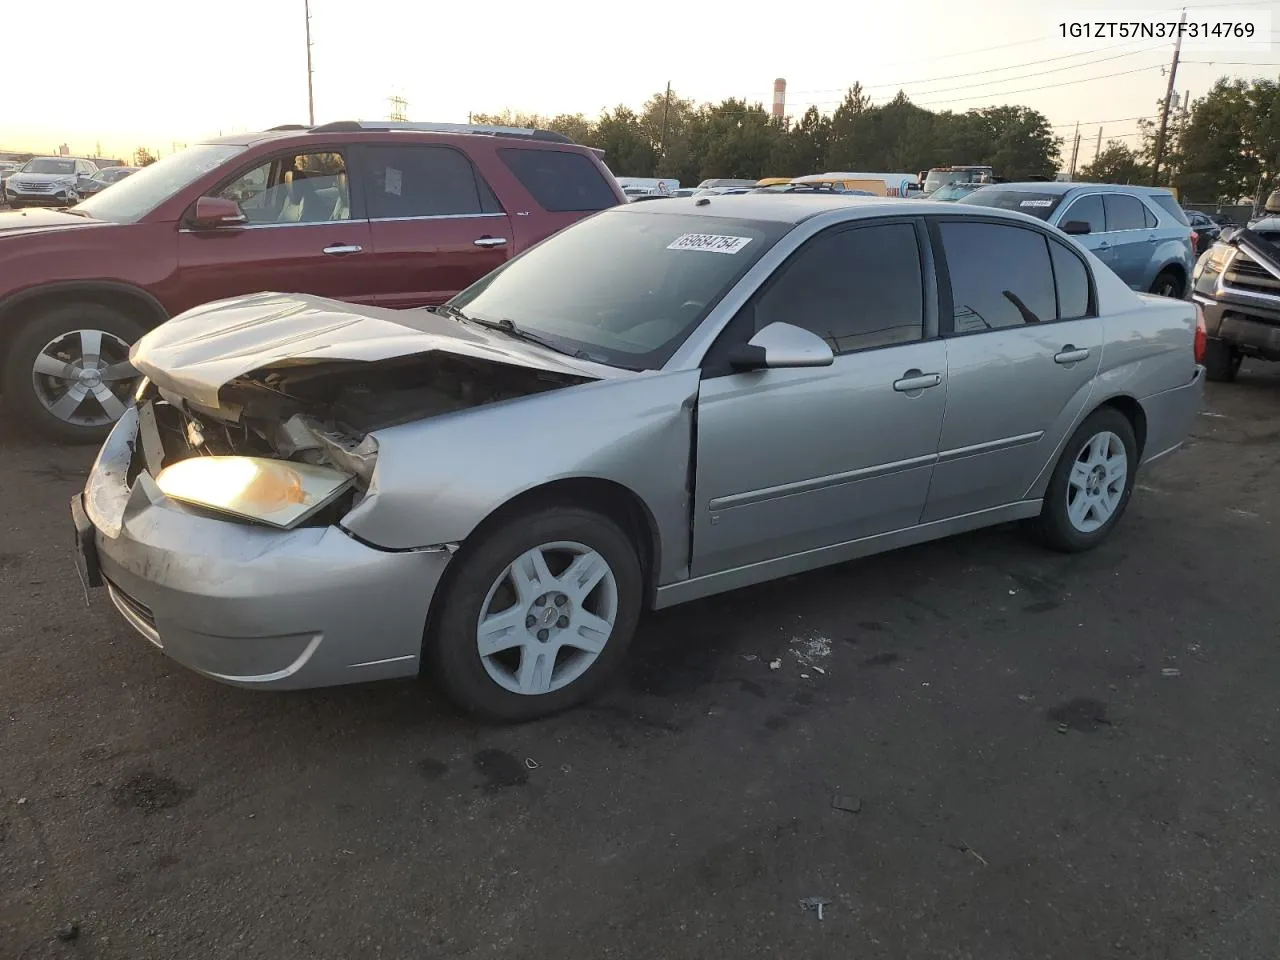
15 181 54 193
1225 252 1280 297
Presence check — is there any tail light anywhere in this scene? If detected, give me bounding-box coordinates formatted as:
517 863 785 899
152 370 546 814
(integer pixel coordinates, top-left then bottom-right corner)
1193 302 1207 365
1190 229 1199 249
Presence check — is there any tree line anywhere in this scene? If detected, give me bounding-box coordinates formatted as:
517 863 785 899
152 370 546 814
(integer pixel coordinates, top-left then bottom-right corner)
472 85 1063 187
1078 74 1280 205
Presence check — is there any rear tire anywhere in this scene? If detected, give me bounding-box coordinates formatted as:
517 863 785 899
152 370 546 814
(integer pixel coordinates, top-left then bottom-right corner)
1203 338 1242 382
1149 269 1183 299
2 302 146 444
426 505 644 722
1031 407 1138 553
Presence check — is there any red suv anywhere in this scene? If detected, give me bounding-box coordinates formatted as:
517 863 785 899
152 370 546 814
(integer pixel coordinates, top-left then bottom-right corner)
0 121 624 441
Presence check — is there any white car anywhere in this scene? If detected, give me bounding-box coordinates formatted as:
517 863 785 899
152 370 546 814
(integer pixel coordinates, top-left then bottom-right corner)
5 156 99 208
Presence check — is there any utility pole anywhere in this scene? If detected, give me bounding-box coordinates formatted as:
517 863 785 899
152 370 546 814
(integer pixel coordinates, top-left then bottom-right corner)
304 0 315 126
1151 7 1186 185
1094 127 1103 165
1068 122 1081 180
658 81 672 167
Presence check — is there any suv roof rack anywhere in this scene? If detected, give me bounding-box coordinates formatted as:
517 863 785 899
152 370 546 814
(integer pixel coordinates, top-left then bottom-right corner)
308 119 575 144
267 124 310 131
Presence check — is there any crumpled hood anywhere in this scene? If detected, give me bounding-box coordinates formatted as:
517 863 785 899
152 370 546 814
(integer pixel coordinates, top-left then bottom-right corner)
130 292 613 411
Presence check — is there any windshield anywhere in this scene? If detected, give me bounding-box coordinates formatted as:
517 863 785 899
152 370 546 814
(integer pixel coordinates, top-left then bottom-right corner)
958 187 1065 221
73 144 246 223
23 158 76 175
95 167 134 183
924 169 990 194
931 183 981 201
448 210 788 370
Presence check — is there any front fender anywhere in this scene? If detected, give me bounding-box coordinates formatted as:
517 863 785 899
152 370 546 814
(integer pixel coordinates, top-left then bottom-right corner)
340 370 700 586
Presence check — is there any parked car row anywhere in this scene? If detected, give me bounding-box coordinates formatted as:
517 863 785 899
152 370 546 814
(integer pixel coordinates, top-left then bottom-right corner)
70 189 1205 719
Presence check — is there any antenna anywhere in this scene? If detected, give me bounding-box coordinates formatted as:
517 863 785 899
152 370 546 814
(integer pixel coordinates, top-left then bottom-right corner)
388 95 409 121
304 0 315 126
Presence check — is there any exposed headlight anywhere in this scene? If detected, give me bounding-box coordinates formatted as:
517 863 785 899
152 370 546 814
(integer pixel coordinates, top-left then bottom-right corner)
154 456 353 529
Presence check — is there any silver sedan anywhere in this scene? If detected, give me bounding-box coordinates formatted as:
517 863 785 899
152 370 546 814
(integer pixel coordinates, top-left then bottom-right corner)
73 195 1206 720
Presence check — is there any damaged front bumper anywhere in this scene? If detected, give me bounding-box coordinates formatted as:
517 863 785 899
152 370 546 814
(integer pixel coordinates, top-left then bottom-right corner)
75 406 451 690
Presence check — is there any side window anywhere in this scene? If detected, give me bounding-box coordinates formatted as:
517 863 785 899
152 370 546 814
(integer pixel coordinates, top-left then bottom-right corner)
1060 194 1105 234
1104 193 1146 231
497 147 620 213
1151 193 1190 225
940 222 1056 332
1142 203 1158 228
215 152 350 224
754 223 924 354
1048 238 1093 320
360 145 500 219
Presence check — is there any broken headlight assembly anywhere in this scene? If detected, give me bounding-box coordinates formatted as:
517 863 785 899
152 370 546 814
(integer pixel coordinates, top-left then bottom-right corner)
154 456 354 530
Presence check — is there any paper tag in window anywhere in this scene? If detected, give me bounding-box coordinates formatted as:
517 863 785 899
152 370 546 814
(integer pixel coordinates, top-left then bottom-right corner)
1019 199 1053 208
667 233 753 254
385 167 402 196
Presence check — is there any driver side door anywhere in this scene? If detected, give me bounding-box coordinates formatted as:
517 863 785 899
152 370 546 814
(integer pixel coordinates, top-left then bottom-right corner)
691 219 948 577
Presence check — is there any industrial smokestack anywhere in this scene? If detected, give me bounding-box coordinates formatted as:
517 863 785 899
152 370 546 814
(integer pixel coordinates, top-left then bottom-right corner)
772 78 786 120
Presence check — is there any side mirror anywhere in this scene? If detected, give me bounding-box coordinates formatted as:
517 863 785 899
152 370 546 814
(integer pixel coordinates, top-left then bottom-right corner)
726 322 835 371
1062 220 1092 235
190 196 247 228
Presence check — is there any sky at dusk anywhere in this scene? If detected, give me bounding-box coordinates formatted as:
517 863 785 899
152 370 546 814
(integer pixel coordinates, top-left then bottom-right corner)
1 0 1277 164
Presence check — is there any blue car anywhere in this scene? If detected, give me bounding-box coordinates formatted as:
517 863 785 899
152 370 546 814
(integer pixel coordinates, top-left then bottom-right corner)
959 182 1196 298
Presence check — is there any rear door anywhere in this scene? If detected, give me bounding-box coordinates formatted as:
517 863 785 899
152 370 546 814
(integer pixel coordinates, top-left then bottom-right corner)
175 147 378 314
355 143 511 308
1103 192 1153 288
692 218 948 576
491 146 624 249
1056 193 1112 269
921 218 1103 521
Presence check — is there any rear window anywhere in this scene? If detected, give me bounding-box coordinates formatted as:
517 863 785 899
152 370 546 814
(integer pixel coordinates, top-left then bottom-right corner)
1149 192 1190 225
958 188 1065 221
497 148 619 213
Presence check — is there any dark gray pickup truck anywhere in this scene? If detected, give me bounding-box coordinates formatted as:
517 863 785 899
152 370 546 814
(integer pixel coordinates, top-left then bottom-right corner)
1192 209 1280 382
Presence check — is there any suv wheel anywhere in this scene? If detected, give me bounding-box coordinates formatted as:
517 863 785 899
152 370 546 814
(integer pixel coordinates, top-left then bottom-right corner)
1149 269 1183 298
2 302 146 444
1203 337 1242 382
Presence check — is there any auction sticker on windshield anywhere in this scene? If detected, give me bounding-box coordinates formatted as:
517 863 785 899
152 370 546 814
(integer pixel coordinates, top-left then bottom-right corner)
667 234 753 254
1021 199 1055 208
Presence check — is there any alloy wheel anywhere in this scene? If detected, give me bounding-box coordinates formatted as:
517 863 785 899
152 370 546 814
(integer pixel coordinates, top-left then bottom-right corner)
475 540 618 696
1066 430 1128 533
31 329 138 428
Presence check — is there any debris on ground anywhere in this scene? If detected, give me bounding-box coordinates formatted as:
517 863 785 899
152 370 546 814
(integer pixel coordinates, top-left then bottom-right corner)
56 923 80 942
831 794 862 814
790 635 833 668
769 659 782 670
524 757 540 770
1161 667 1182 677
952 841 988 866
799 896 831 921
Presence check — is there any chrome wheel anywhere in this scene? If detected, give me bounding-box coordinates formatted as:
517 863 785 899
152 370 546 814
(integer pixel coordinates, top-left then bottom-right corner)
1066 430 1128 533
476 540 618 696
31 329 137 428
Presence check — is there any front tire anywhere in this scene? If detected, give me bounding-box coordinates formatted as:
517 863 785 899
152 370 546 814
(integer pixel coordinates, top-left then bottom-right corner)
1031 407 1138 553
426 505 644 722
1 302 146 444
1149 269 1184 299
1203 337 1242 382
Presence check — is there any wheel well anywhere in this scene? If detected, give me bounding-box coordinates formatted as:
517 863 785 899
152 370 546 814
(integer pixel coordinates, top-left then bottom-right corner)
0 284 167 366
1155 262 1186 288
1098 395 1147 458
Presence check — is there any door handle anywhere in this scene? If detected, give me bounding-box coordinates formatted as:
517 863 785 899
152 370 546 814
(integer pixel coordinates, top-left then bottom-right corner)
893 370 942 393
1054 345 1091 364
322 244 362 256
474 236 508 248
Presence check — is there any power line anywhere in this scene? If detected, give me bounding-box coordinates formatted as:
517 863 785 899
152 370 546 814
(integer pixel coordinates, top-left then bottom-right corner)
910 65 1165 108
1050 115 1149 128
747 39 1167 98
1181 61 1280 67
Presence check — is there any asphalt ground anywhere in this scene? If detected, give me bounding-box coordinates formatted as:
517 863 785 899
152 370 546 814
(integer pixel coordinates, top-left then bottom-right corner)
2 367 1279 960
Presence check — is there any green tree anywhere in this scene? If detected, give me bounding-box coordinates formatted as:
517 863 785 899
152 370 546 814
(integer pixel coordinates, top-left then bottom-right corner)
1078 141 1148 183
975 105 1061 180
825 84 871 169
1167 76 1280 203
133 147 156 167
592 106 654 176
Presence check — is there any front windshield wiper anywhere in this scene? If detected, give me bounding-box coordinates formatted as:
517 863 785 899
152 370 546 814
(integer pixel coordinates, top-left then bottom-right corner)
439 306 594 362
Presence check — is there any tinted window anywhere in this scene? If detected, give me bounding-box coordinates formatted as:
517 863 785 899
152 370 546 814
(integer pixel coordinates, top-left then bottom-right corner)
940 222 1056 332
958 188 1065 221
361 145 500 219
74 143 247 223
1049 239 1092 320
1142 204 1158 228
1151 193 1190 225
1060 194 1105 233
24 158 76 174
449 210 788 370
497 147 618 213
1104 193 1146 231
755 223 923 354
